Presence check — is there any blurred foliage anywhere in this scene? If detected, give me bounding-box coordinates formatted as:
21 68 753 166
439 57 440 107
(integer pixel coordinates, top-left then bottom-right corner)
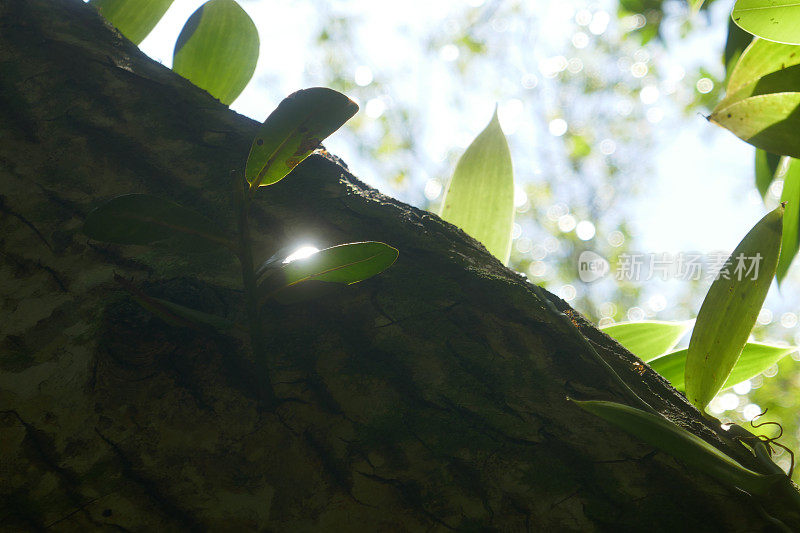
301 0 712 325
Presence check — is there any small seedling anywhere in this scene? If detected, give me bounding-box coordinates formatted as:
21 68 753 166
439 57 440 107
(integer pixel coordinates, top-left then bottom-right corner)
83 87 399 403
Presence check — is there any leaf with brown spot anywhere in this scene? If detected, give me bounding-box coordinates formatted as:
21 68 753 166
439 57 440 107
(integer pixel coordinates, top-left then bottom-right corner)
245 88 358 189
711 38 800 157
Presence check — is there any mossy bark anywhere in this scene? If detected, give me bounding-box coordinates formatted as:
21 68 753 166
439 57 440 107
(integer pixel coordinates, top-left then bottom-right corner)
0 0 798 530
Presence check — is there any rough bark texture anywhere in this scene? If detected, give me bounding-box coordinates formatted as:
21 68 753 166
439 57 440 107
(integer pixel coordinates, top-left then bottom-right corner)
0 0 798 531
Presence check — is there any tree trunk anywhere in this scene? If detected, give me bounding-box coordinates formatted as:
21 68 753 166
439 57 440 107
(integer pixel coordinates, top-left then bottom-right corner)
0 0 797 530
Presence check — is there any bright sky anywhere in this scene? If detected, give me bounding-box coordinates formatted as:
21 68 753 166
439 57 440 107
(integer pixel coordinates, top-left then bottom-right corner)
631 0 762 254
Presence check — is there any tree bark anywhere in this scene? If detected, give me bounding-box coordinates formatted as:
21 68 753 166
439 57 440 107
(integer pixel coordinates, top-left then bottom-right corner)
0 0 797 530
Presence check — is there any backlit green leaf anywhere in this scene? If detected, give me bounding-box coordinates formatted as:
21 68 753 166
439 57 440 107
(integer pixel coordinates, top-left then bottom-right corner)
779 157 800 282
690 0 706 14
83 194 235 251
281 242 397 285
246 88 358 188
755 149 781 199
724 16 753 80
439 109 514 265
711 93 800 158
721 39 800 104
260 242 398 299
732 0 800 44
172 0 259 105
684 205 783 410
600 321 691 362
650 342 796 392
711 38 800 157
91 0 174 45
574 400 780 494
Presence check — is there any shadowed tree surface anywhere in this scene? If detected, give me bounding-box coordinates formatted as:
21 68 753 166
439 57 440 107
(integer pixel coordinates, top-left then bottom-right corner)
1 0 799 530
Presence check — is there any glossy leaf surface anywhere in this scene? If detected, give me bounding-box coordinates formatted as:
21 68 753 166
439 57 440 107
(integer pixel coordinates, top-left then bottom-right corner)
260 242 398 299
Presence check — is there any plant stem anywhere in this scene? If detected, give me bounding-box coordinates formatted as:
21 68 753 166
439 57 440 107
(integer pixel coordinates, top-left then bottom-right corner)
233 171 274 406
529 283 657 414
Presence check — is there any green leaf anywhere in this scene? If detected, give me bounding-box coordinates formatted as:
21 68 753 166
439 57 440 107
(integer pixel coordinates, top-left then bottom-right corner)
755 149 781 199
714 93 800 158
711 38 800 157
685 205 783 411
711 93 800 158
172 0 259 106
724 16 753 80
574 400 780 494
245 88 358 189
600 321 691 363
260 242 398 298
778 157 800 282
717 38 800 109
82 194 235 251
690 0 706 14
732 0 800 44
115 274 244 336
650 342 796 392
439 109 515 265
91 0 174 45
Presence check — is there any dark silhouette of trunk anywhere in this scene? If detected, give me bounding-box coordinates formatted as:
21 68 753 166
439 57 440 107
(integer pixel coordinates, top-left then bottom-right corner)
1 0 797 530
